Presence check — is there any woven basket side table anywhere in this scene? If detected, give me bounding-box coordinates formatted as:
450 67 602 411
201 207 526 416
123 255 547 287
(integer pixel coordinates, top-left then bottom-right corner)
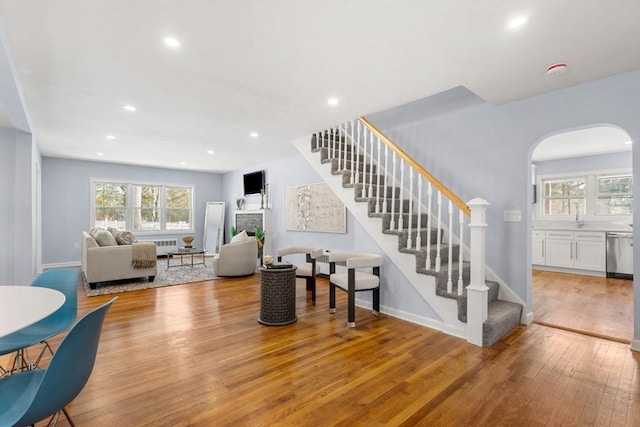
258 266 297 326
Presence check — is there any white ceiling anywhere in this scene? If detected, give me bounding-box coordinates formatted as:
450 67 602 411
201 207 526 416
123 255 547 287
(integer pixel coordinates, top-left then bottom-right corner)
532 126 633 162
0 1 638 172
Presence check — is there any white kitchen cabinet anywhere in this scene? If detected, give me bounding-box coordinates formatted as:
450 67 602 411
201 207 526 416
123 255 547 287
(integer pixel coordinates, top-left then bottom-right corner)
573 232 606 271
531 230 546 265
535 230 606 272
545 231 574 268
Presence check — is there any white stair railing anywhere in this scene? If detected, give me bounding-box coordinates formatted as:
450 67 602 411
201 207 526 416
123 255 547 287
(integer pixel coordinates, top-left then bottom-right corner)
312 116 489 346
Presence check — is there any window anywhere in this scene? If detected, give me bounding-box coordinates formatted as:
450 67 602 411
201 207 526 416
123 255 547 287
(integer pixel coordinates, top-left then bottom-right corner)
542 178 586 216
538 169 632 218
165 186 192 231
92 180 194 233
596 174 633 215
94 182 128 229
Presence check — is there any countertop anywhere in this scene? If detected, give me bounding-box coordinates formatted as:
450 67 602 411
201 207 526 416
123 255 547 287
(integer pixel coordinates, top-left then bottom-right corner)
532 225 633 233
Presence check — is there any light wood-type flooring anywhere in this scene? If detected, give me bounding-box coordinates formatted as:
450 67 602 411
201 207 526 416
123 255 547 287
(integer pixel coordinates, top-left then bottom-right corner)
4 274 639 426
532 270 634 343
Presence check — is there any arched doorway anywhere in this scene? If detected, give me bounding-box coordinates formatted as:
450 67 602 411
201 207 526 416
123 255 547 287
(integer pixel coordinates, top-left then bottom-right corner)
529 126 634 342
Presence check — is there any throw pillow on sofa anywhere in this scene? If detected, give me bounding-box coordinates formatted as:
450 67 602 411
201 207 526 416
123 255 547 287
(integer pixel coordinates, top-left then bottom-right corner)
108 227 137 245
91 227 118 246
231 230 249 243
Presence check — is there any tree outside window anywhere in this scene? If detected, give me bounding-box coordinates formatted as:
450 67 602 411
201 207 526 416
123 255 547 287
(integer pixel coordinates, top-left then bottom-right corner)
94 182 127 229
133 185 161 231
165 186 191 230
543 178 586 216
597 175 633 215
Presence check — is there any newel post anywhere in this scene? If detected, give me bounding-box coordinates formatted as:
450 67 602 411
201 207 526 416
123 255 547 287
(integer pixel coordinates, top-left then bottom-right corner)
466 198 490 346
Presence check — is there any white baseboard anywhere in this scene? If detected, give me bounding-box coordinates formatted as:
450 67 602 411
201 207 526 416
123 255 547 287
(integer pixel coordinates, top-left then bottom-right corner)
42 261 81 270
353 297 460 338
523 310 534 325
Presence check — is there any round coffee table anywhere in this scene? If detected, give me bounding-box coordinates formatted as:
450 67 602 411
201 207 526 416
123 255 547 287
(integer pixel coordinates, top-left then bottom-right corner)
257 266 297 326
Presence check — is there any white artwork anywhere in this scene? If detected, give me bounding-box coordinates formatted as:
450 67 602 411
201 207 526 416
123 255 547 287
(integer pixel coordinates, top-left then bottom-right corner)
284 183 346 233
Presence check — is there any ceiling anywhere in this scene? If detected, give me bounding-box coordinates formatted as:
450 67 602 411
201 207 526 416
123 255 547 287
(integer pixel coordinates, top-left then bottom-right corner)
532 126 633 162
0 1 638 173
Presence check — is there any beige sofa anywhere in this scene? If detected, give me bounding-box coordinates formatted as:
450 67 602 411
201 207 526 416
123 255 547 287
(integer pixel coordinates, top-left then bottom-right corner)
81 231 157 289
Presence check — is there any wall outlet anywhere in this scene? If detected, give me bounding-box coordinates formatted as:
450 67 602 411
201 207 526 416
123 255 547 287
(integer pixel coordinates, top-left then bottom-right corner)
73 242 80 249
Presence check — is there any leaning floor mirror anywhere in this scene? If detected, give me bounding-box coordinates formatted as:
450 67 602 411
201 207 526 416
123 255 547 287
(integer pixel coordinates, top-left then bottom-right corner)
203 201 225 254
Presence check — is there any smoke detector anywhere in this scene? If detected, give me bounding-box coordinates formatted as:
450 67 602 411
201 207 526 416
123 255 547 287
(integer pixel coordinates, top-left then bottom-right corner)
546 63 568 76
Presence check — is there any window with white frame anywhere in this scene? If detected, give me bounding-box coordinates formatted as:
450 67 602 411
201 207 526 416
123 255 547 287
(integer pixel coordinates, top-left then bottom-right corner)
539 170 632 218
542 177 586 216
596 174 633 215
92 180 194 233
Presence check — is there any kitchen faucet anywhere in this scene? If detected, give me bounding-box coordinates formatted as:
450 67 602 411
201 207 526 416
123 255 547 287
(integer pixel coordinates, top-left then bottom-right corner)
576 203 585 228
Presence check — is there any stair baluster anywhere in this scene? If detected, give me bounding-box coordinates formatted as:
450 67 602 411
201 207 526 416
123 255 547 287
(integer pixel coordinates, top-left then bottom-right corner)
398 158 405 231
375 136 382 213
341 122 348 172
350 120 355 184
368 131 374 200
426 182 432 269
435 191 442 272
362 126 368 197
355 121 361 188
447 200 453 294
407 169 414 249
390 152 396 230
457 210 464 295
416 176 422 250
382 145 389 214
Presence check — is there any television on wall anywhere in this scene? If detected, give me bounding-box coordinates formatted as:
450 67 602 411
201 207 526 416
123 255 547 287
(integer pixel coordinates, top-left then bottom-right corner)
243 170 265 195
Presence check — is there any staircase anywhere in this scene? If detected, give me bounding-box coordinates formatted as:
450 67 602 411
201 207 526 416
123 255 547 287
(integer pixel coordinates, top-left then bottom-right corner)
296 120 523 347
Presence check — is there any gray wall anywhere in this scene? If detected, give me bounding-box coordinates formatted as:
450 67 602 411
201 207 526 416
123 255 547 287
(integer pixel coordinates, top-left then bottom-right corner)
534 151 632 176
0 127 39 285
222 154 440 322
41 158 223 265
368 70 639 344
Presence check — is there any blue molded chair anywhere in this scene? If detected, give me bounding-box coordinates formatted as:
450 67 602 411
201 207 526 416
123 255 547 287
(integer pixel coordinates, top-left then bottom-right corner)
0 268 79 375
0 297 116 426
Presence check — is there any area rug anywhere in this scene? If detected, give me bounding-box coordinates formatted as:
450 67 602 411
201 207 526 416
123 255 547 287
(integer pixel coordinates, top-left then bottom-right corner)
83 256 220 296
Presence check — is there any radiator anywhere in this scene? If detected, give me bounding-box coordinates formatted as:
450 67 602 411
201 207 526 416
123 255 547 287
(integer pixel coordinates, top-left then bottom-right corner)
138 239 178 256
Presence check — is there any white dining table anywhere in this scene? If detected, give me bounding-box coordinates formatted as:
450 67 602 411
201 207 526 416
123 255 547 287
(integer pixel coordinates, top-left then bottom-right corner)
0 285 66 339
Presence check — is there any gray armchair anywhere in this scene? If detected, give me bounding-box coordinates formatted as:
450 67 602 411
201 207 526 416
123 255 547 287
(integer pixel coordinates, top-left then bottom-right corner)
211 236 258 277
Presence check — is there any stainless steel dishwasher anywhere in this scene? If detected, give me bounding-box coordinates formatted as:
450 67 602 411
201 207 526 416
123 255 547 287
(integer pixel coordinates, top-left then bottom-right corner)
606 232 633 279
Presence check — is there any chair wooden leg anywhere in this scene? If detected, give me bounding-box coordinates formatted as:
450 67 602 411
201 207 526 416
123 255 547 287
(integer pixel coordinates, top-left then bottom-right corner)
307 277 316 303
329 283 336 313
347 287 356 327
372 287 380 316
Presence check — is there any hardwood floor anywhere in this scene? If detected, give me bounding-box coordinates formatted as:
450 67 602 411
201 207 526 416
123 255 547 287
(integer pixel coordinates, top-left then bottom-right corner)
7 274 639 426
532 270 634 343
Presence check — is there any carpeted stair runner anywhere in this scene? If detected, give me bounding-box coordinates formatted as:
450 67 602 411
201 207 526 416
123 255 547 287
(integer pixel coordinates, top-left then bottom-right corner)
311 130 522 346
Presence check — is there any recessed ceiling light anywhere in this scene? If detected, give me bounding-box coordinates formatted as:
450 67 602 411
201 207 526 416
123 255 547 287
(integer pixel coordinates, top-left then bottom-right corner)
97 152 104 156
123 105 136 112
106 135 116 140
207 149 215 155
180 161 186 165
508 16 528 29
164 37 180 48
327 97 339 107
250 132 259 138
624 140 633 145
